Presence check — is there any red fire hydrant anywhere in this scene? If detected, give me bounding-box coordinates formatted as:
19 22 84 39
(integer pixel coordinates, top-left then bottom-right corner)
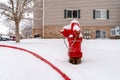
61 19 83 64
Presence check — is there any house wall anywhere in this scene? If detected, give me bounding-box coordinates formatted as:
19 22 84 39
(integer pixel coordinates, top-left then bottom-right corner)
33 0 43 28
44 0 120 26
33 0 120 38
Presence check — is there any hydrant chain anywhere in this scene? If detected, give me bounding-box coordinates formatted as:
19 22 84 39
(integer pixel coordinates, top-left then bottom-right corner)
63 39 69 49
70 37 77 48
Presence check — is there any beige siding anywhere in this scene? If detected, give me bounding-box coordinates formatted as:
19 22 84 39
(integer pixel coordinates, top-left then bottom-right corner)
33 0 43 28
44 0 120 26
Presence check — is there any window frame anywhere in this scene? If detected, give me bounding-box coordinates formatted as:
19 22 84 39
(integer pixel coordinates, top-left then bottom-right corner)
83 29 91 39
93 9 109 20
84 29 91 34
110 29 115 36
64 9 80 19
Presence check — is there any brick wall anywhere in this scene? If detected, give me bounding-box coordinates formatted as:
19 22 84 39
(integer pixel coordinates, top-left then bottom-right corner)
81 26 113 39
32 26 64 38
32 25 113 39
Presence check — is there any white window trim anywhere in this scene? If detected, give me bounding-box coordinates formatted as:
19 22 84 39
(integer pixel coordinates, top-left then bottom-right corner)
95 9 108 20
84 29 91 34
84 35 91 39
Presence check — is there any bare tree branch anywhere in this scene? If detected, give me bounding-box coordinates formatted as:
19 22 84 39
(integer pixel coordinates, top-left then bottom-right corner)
0 0 33 43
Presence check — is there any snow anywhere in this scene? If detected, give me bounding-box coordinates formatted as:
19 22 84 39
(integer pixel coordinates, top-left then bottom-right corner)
70 19 79 24
62 19 80 31
0 39 120 80
73 24 80 31
63 24 71 30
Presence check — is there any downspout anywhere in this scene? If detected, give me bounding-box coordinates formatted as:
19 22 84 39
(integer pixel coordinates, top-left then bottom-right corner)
42 0 45 38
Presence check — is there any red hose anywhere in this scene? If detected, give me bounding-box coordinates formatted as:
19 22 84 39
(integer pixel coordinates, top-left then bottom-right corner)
0 44 71 80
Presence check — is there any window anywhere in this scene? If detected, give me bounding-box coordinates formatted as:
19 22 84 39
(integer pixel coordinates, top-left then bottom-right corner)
101 30 106 38
83 29 91 39
119 28 120 35
117 27 120 35
67 10 72 18
84 35 91 39
110 26 120 36
96 30 101 38
95 30 106 38
84 29 91 34
73 10 78 18
64 9 80 19
93 9 109 20
115 26 120 36
110 29 115 36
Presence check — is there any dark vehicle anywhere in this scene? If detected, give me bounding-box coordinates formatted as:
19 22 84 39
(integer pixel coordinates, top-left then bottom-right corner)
0 36 2 41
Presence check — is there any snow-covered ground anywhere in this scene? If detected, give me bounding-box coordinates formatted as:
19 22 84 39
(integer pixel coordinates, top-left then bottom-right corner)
0 39 120 80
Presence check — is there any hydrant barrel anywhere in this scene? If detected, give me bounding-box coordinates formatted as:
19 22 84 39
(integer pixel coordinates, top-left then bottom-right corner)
68 37 82 58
